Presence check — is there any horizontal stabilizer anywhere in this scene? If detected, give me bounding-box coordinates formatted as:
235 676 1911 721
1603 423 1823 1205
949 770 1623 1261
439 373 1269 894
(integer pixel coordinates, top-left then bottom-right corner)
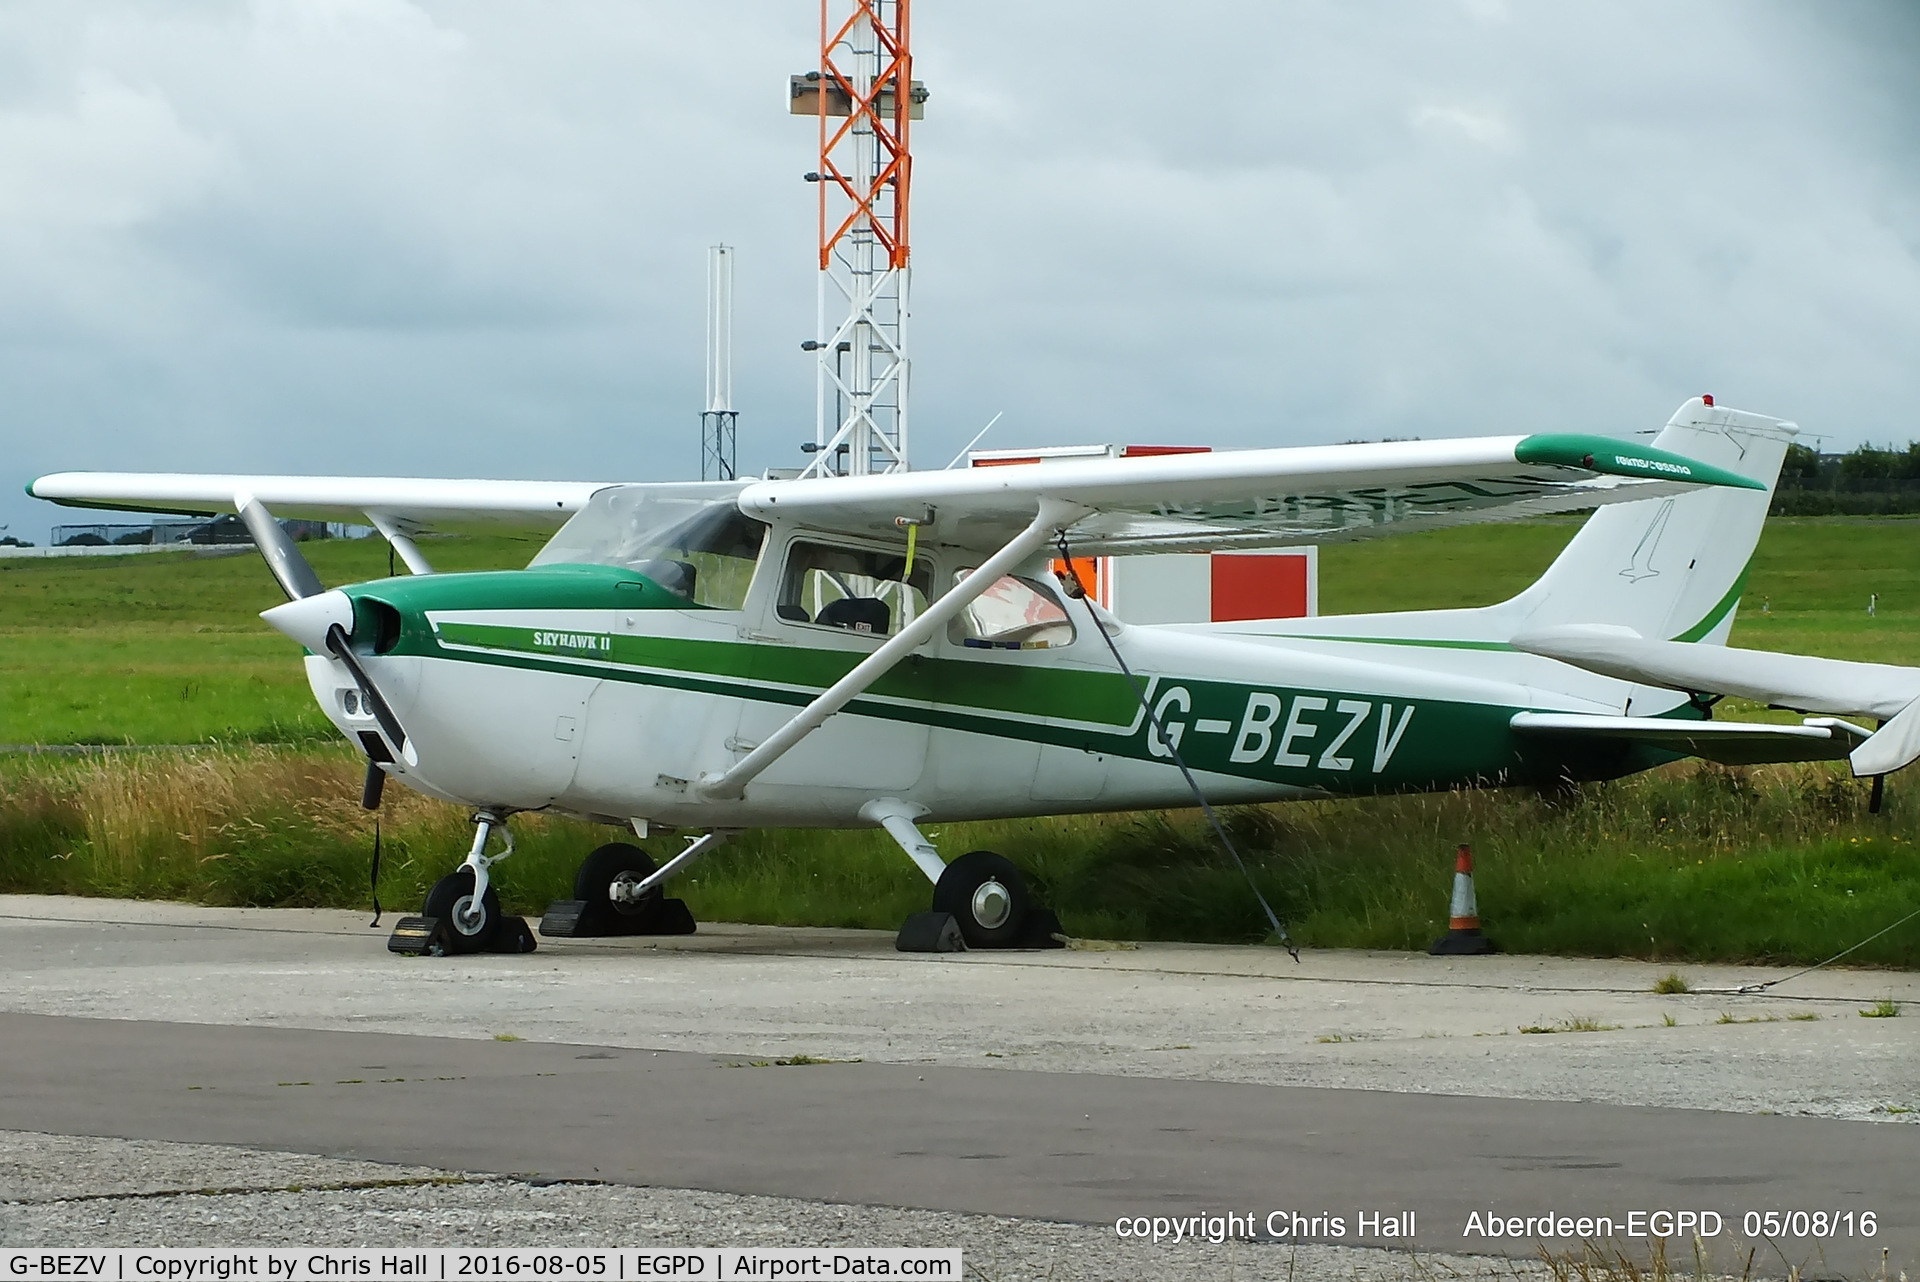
1511 625 1920 721
1514 624 1920 777
1511 711 1870 767
1852 697 1920 778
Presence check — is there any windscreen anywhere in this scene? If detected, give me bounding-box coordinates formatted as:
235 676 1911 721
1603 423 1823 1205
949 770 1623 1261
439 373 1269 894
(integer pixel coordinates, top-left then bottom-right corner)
531 488 767 610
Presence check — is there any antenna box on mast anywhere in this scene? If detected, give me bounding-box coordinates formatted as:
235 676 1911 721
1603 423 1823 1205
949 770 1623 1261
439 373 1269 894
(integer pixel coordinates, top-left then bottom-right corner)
790 75 928 119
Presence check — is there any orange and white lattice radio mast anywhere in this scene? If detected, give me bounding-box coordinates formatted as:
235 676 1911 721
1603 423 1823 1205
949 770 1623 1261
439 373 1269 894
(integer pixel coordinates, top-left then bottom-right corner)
791 0 926 477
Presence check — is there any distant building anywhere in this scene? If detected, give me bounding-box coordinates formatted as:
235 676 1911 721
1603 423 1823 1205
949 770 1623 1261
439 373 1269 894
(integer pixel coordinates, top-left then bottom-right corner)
51 517 329 548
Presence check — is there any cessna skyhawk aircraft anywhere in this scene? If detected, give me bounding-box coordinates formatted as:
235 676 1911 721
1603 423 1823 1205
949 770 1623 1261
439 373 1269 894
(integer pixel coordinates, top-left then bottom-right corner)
35 396 1904 954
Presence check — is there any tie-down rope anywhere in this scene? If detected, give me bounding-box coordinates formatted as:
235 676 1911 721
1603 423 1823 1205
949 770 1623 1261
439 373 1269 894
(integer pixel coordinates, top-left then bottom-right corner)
1055 534 1300 962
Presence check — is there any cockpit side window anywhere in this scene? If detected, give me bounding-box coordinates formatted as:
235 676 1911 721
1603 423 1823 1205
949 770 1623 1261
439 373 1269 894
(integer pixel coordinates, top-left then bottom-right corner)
947 572 1076 649
531 490 767 611
778 540 931 637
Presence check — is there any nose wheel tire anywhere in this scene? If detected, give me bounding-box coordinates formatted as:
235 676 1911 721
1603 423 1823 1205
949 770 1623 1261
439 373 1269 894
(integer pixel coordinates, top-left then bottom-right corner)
423 867 501 954
932 850 1031 949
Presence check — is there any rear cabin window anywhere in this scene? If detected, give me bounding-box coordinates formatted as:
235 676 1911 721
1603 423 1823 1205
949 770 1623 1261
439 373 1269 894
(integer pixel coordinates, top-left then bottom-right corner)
778 541 931 637
948 572 1076 649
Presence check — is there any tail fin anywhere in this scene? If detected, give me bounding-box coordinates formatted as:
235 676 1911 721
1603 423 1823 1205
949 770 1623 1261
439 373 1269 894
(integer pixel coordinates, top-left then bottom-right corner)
1501 397 1794 643
1223 398 1795 694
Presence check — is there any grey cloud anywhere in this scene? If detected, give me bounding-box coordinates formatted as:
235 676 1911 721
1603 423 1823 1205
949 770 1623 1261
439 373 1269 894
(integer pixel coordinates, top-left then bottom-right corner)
3 0 1918 540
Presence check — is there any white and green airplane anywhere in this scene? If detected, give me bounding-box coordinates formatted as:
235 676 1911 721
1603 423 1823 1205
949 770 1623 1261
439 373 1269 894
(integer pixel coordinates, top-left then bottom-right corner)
33 396 1910 954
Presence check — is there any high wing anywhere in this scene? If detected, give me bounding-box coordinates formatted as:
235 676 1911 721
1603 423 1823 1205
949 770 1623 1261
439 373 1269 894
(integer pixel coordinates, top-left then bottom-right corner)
1513 624 1920 778
31 431 1760 557
26 472 746 531
735 433 1766 554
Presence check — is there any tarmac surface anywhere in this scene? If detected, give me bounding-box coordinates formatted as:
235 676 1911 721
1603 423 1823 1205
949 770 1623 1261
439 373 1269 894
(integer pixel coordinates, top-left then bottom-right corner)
1 895 1916 1278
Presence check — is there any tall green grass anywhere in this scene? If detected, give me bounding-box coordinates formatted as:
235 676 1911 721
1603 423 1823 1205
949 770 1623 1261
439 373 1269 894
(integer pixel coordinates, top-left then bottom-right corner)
3 747 1913 966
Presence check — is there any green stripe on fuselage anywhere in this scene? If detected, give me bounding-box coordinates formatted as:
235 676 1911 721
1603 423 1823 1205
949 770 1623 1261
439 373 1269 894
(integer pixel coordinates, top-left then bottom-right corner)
433 622 1143 727
1671 567 1749 643
412 619 1622 794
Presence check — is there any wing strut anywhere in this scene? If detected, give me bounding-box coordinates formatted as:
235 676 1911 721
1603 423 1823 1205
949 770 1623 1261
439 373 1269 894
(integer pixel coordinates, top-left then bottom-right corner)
695 499 1087 802
367 513 435 575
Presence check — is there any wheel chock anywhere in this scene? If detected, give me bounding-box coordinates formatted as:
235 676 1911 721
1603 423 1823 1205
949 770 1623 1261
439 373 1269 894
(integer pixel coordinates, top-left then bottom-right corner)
387 915 449 956
896 910 966 953
539 898 699 938
489 915 539 954
649 898 697 935
1018 907 1068 950
539 900 591 937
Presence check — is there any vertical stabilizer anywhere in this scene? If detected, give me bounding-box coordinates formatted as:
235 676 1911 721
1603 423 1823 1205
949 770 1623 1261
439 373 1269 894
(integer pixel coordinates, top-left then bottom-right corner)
1200 398 1799 716
1503 397 1794 644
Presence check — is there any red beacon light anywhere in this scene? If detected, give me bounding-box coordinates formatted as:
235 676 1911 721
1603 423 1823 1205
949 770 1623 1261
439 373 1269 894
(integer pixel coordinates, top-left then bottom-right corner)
1701 394 1715 406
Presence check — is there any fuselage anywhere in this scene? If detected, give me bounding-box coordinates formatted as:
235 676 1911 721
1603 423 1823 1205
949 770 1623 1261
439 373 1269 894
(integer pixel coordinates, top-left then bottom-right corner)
299 532 1675 830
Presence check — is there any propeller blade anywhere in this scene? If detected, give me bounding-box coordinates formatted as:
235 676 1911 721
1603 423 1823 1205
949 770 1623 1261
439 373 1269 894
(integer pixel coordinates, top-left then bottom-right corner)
326 623 408 753
238 496 408 765
238 497 326 602
361 759 387 811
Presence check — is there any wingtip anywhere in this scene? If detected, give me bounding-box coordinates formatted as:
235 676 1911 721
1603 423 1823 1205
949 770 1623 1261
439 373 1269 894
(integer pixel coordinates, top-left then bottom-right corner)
1514 433 1768 491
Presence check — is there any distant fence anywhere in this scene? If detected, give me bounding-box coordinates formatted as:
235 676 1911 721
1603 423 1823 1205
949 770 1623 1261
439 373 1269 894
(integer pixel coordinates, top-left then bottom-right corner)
1772 442 1920 516
1771 477 1920 517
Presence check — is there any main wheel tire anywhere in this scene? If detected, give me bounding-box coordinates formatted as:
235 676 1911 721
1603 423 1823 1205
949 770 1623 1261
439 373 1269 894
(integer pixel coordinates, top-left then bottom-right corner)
575 842 660 919
932 850 1031 949
423 867 501 954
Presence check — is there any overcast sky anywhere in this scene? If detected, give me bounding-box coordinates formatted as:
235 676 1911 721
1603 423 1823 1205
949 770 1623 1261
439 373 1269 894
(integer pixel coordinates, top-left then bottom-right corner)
3 0 1918 540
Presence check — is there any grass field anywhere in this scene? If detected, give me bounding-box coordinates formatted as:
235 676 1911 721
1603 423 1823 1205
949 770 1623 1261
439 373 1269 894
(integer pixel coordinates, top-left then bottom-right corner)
2 516 1917 964
0 533 544 745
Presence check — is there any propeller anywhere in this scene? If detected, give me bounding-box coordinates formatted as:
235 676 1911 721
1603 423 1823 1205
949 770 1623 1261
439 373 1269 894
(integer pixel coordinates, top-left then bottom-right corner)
241 495 409 780
238 497 395 931
238 497 325 602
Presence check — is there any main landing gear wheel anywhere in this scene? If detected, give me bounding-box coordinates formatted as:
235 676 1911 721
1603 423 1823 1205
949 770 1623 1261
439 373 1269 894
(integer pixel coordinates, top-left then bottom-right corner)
932 850 1032 949
577 842 660 919
539 842 699 938
423 866 501 955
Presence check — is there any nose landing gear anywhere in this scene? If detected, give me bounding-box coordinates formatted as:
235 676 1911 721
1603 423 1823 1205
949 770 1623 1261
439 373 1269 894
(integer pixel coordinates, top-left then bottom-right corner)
388 810 538 956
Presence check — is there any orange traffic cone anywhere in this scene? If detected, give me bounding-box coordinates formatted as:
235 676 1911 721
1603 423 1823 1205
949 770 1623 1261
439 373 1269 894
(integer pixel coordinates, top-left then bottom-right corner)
1429 843 1495 955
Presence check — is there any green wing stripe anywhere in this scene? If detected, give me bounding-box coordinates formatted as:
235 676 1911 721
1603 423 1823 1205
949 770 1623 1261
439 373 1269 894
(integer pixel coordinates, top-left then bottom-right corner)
1515 434 1766 491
